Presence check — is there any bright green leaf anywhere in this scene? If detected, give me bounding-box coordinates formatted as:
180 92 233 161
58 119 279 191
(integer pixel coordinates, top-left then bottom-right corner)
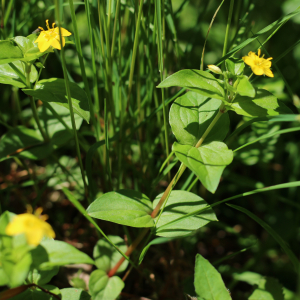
31 240 94 270
10 285 61 300
236 76 255 97
157 70 225 101
225 57 245 75
89 270 124 300
87 189 154 228
194 254 232 300
249 277 284 300
94 235 128 274
0 40 23 64
169 92 230 146
27 267 59 285
153 191 217 237
229 89 290 117
23 78 90 123
0 61 37 88
173 142 233 193
60 288 90 300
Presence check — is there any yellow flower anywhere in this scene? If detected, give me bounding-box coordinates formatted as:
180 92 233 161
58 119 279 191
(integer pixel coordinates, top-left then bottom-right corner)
207 65 223 75
242 49 274 77
34 19 71 53
5 206 55 246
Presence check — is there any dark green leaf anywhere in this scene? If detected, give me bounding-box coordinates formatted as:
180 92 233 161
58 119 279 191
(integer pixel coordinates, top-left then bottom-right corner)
173 142 233 193
87 189 154 228
89 270 124 300
10 285 61 300
94 235 128 274
169 92 230 146
153 191 217 237
23 78 90 123
229 89 290 117
194 254 232 300
157 70 225 100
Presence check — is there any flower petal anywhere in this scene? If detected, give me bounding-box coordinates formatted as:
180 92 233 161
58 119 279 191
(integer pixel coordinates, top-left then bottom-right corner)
251 65 264 75
264 68 274 77
54 27 72 37
243 56 255 67
38 39 52 52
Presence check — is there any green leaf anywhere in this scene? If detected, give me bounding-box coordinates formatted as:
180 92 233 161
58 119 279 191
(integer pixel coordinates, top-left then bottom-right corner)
249 277 284 300
225 57 245 75
10 285 61 300
0 267 9 286
153 191 217 237
0 211 15 249
173 142 233 193
23 78 90 123
94 235 128 274
0 126 48 162
236 76 255 97
1 245 32 288
60 288 90 300
0 40 23 64
194 254 232 300
87 189 154 228
89 270 124 300
169 92 230 146
26 267 59 285
157 70 225 101
0 61 38 88
227 204 300 271
229 89 290 117
31 240 94 270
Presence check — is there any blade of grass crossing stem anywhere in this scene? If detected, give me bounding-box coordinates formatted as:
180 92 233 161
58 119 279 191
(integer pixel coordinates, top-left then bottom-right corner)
215 5 300 66
126 0 144 109
68 0 101 141
157 181 300 232
200 0 225 70
54 0 89 201
233 127 300 152
155 0 170 162
83 0 100 115
227 204 300 272
105 99 113 190
62 188 136 268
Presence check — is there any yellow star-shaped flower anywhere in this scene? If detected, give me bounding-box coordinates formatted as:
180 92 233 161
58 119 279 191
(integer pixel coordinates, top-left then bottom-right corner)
34 19 72 53
242 49 274 77
5 206 55 246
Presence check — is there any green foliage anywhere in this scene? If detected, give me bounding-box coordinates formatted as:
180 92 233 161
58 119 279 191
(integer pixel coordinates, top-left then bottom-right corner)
87 190 154 227
249 277 284 300
153 191 217 237
194 254 232 300
173 142 233 193
23 78 90 123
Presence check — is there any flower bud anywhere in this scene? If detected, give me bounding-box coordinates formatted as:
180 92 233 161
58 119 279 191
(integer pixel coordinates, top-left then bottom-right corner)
207 65 222 75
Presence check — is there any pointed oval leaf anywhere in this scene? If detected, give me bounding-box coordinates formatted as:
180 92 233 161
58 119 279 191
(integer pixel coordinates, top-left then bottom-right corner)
0 40 23 64
60 288 91 300
236 75 255 97
94 235 128 274
31 240 94 270
249 277 284 300
89 270 124 300
87 189 154 228
153 191 217 237
229 89 291 117
225 57 245 75
173 142 233 193
157 70 225 100
169 91 230 146
194 254 232 300
22 78 90 123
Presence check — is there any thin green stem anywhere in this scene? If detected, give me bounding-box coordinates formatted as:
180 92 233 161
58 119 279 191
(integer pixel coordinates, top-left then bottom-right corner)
111 0 121 59
54 0 89 201
222 0 235 62
25 63 48 141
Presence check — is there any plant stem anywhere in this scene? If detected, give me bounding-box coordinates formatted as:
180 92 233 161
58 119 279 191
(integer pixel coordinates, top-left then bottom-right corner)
25 63 48 141
54 0 89 200
222 0 235 62
108 103 226 276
